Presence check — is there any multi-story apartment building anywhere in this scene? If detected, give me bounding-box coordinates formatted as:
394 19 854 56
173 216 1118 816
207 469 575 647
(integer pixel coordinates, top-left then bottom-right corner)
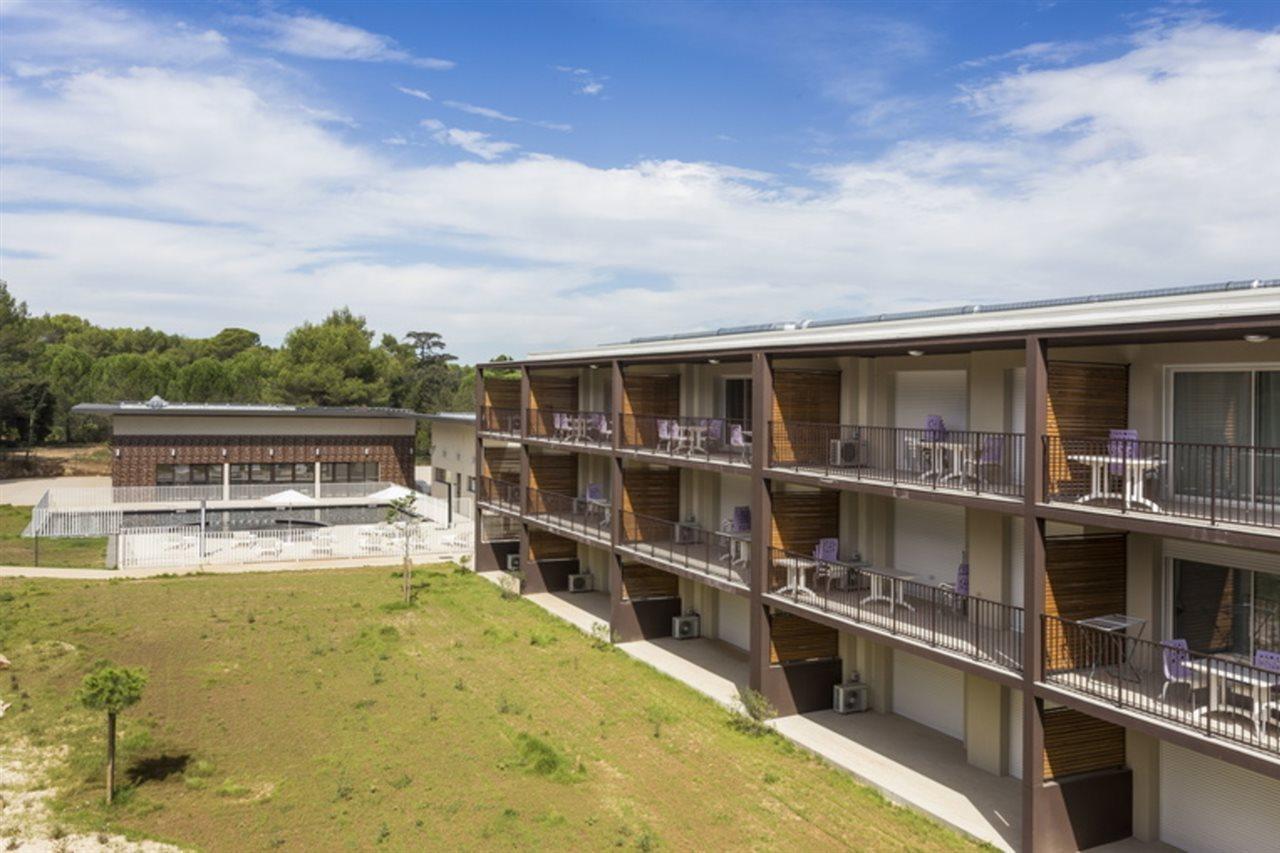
472 280 1279 852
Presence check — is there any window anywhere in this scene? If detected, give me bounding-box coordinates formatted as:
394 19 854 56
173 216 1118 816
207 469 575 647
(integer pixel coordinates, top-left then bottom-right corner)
321 461 379 482
724 378 752 426
155 463 221 485
1171 368 1280 499
434 467 449 484
1172 559 1280 657
467 476 476 494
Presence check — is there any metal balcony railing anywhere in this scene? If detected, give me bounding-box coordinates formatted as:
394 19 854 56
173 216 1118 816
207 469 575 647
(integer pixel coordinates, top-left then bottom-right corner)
769 422 1025 498
617 510 749 588
479 405 523 437
1044 435 1279 530
476 475 521 513
1043 615 1280 757
526 408 613 447
619 414 752 465
766 546 1024 671
525 486 611 543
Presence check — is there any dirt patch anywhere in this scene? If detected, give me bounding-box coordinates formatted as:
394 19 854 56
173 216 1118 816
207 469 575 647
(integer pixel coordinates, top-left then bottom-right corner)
0 738 180 852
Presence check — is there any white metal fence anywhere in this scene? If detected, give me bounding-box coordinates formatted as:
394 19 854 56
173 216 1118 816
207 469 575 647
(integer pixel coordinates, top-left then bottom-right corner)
43 481 397 508
117 520 474 570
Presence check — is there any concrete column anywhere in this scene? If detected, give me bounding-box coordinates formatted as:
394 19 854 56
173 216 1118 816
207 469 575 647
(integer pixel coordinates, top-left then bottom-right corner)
1022 335 1050 852
965 673 1005 775
222 462 231 501
967 508 1004 602
1126 729 1160 842
748 351 774 693
855 638 892 713
312 461 321 499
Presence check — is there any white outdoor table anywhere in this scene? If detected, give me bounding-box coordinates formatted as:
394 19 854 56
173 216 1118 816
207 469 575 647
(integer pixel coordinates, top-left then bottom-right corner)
1066 454 1164 512
905 437 974 486
1077 613 1146 683
1186 658 1280 736
773 554 817 596
681 424 709 457
861 565 917 612
721 529 751 567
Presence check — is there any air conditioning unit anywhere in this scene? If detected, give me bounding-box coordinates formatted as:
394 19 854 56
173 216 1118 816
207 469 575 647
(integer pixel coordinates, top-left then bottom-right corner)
568 573 593 593
505 553 520 572
833 682 869 714
829 438 860 468
672 613 700 640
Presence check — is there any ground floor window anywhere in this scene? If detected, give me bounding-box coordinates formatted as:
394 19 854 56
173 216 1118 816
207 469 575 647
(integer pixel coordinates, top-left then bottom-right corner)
320 461 379 482
1172 558 1280 656
155 463 221 485
228 462 313 484
434 467 450 484
466 476 476 494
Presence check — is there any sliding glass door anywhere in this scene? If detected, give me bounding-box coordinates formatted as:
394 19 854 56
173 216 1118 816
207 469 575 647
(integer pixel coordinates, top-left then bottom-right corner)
1172 559 1280 658
1171 368 1279 507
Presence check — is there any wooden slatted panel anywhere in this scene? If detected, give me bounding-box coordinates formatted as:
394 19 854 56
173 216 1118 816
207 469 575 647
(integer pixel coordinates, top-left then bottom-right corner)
769 488 838 590
1042 707 1126 780
528 452 577 512
482 446 520 483
769 610 839 663
1046 362 1128 493
529 376 579 412
622 374 679 446
1045 534 1127 670
526 529 577 562
483 377 521 410
621 467 680 540
771 370 841 464
620 564 679 600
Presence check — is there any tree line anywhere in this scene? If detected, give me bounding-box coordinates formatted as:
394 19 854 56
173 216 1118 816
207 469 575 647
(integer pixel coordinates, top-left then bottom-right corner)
0 281 483 451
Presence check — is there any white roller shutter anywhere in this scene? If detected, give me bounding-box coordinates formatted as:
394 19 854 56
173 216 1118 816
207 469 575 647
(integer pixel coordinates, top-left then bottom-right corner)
892 651 964 740
894 501 966 586
895 370 968 432
1159 742 1280 852
718 589 750 651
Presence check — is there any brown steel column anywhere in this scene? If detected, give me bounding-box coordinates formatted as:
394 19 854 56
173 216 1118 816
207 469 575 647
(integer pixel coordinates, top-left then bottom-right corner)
1022 335 1049 852
609 361 626 631
473 367 485 568
749 352 774 692
519 366 531 516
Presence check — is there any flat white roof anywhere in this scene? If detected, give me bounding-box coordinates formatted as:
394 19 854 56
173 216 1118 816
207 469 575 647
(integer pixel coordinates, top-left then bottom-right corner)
518 279 1279 363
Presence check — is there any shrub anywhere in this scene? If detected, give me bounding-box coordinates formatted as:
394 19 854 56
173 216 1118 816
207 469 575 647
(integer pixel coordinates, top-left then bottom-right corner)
728 687 776 737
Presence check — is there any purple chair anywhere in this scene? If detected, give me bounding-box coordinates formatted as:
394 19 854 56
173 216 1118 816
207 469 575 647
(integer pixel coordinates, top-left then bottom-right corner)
585 483 605 502
705 417 725 448
732 505 751 532
657 418 674 453
1258 649 1280 735
1108 428 1140 475
812 537 839 562
729 424 751 462
1160 639 1199 702
939 551 969 611
924 415 947 441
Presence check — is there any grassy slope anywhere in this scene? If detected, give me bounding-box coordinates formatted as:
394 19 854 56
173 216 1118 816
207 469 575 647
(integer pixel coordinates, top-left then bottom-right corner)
0 566 982 852
0 505 107 568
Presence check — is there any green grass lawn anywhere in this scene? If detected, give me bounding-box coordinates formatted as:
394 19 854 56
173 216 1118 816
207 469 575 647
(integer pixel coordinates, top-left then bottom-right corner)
0 565 984 851
0 504 107 568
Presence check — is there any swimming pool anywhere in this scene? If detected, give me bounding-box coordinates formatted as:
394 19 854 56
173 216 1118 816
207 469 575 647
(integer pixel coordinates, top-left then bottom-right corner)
120 504 399 532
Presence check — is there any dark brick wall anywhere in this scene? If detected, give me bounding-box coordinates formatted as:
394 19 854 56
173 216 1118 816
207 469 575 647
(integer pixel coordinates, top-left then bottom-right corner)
109 434 415 487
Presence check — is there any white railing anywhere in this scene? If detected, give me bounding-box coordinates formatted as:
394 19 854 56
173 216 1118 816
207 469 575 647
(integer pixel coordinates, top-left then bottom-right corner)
117 520 474 570
43 481 397 508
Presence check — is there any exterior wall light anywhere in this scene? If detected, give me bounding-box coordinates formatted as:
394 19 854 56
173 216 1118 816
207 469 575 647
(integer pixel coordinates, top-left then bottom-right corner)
1244 334 1270 343
907 349 925 357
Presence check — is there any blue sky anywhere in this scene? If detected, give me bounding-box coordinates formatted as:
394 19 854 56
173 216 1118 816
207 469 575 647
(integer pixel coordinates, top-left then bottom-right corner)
2 0 1278 361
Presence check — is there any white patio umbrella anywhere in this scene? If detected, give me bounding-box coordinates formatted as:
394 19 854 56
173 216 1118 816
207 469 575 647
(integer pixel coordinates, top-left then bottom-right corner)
365 484 416 502
262 488 318 506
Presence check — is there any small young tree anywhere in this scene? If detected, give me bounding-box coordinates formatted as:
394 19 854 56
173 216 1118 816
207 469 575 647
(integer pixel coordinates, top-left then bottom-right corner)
77 664 147 804
385 493 417 604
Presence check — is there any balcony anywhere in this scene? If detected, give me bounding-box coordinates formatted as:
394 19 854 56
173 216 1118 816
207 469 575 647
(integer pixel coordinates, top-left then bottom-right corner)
619 414 753 468
476 475 521 515
1044 436 1279 533
525 485 611 545
479 405 523 438
617 510 750 589
1043 616 1280 760
765 547 1023 673
769 422 1025 500
526 408 614 448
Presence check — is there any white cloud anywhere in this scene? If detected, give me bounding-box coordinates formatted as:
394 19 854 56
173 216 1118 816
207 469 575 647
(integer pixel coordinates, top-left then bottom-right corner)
555 65 607 96
418 121 519 160
396 85 433 101
441 99 572 132
240 11 454 69
2 14 1278 362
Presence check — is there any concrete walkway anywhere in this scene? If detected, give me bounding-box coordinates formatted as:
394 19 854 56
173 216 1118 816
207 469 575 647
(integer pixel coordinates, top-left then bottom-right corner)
0 551 469 581
0 476 109 506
